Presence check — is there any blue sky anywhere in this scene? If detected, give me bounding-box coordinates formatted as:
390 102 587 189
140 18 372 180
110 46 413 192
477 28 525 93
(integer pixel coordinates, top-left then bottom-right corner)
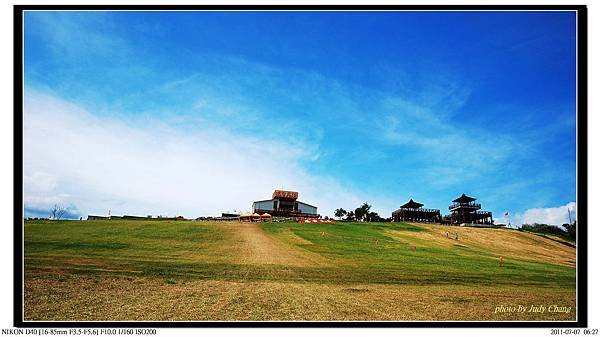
23 10 577 225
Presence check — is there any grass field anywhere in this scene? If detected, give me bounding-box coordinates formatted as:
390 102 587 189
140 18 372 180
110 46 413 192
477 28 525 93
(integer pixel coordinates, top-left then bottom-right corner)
24 219 576 321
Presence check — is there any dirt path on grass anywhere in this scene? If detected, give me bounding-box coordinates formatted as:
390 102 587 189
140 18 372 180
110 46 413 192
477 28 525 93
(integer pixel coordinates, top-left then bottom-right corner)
222 222 329 267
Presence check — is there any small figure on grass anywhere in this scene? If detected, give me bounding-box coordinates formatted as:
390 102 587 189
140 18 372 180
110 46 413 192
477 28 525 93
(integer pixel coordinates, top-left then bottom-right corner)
499 256 504 266
410 244 417 251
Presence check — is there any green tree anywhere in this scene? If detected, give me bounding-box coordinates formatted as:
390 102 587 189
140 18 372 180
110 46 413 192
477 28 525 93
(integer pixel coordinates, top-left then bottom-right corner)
562 221 576 239
334 208 347 220
368 211 383 222
521 223 573 240
355 203 372 222
345 211 355 221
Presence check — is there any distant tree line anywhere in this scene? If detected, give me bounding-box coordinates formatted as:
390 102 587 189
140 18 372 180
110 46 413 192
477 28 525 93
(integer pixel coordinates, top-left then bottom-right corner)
334 203 389 222
519 222 576 240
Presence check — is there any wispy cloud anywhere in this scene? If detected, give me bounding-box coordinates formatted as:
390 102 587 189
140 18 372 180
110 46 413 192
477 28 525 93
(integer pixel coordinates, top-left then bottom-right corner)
23 11 576 221
378 92 518 186
22 51 570 219
26 11 124 57
23 89 364 218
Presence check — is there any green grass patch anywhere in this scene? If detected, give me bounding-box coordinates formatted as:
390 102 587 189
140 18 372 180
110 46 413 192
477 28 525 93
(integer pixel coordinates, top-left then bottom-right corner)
25 219 575 289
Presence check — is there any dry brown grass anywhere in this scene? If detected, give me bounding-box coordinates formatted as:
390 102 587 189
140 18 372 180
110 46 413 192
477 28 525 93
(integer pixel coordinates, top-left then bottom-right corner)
386 224 575 267
24 220 575 321
24 271 576 321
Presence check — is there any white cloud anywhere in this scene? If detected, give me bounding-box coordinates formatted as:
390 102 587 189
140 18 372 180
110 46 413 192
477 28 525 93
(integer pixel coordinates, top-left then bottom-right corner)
379 95 518 186
499 202 577 227
27 12 125 58
23 89 365 219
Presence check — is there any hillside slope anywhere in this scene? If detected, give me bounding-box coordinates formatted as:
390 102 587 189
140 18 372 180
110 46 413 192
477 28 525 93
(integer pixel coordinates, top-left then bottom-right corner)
385 223 575 267
264 221 575 284
24 220 576 321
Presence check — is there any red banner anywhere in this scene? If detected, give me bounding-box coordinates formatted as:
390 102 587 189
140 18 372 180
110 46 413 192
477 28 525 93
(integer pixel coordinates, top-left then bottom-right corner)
272 190 298 199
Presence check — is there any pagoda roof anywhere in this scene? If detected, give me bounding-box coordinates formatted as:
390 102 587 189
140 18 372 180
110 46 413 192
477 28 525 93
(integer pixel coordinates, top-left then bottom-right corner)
400 199 424 209
452 193 477 203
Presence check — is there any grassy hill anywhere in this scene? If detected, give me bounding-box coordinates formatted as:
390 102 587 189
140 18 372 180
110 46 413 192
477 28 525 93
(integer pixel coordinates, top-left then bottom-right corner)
24 219 576 321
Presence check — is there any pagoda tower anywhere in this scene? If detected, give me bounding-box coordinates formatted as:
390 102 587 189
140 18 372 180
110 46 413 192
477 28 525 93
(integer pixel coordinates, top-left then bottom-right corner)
447 193 493 225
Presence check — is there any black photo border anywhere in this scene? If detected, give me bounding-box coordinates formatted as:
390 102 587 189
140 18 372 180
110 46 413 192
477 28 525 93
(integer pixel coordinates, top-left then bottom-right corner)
13 4 588 328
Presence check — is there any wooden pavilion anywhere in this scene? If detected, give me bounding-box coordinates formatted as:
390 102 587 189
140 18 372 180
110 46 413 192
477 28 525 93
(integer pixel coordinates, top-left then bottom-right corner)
446 193 493 225
392 199 441 223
